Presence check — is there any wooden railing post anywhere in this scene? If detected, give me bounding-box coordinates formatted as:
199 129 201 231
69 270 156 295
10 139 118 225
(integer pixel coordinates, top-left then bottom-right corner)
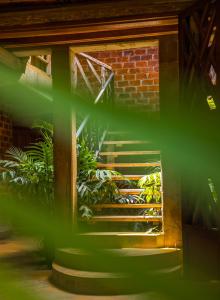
52 46 77 226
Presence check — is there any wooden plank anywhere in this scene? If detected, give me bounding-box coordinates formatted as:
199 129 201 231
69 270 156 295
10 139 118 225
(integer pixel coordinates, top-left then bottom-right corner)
86 59 101 84
3 30 178 49
92 204 162 209
90 174 144 181
97 162 161 168
72 57 78 88
111 175 144 180
71 40 158 55
0 0 56 4
0 3 183 31
0 46 22 71
80 52 112 71
12 48 51 57
94 72 114 104
99 151 160 156
119 189 144 195
74 55 94 96
91 215 162 222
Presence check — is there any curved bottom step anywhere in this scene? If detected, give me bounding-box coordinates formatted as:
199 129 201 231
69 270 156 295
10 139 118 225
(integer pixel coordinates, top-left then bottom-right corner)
51 263 131 295
51 247 182 295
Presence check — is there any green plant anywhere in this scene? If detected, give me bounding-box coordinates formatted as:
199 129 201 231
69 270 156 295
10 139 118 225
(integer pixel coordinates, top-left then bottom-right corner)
0 121 54 265
0 121 54 211
138 172 162 203
77 139 121 219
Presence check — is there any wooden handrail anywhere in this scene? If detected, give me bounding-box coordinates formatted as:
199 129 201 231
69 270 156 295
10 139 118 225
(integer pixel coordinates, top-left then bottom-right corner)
79 52 112 71
76 72 114 138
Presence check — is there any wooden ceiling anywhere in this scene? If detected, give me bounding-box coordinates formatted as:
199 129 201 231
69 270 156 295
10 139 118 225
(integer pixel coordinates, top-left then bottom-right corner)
0 0 198 13
0 0 198 49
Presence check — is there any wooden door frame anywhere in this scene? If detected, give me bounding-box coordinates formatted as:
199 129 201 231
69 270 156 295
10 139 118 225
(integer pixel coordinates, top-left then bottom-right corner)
1 16 182 249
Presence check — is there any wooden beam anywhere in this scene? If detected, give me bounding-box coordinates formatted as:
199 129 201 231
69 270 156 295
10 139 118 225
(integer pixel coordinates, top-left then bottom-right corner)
0 1 196 25
0 13 179 48
52 46 77 224
0 46 22 71
12 48 51 57
159 35 182 248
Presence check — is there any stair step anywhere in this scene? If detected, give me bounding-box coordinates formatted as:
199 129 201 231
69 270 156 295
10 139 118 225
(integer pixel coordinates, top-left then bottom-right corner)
119 189 144 195
92 204 162 209
103 140 150 145
51 263 129 295
97 162 161 168
55 247 181 272
91 216 162 222
52 263 123 279
52 248 182 294
112 175 144 181
100 150 160 156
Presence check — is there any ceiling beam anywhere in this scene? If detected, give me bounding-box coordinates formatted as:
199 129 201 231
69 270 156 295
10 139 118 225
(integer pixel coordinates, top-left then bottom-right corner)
1 16 178 49
0 0 196 28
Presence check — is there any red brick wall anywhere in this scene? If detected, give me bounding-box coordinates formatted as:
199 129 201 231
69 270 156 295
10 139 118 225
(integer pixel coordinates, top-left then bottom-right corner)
85 46 159 111
0 110 12 158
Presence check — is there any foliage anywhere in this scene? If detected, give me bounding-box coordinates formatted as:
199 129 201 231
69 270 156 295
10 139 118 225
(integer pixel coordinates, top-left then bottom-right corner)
0 122 121 222
77 138 97 182
1 63 220 300
0 121 54 211
77 139 121 219
138 172 162 203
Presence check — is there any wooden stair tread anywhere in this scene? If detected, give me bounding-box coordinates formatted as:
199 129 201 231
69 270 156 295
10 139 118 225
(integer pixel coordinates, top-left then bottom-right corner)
119 188 143 194
81 231 163 236
92 203 162 209
111 175 144 180
100 151 160 156
97 162 161 168
91 215 162 222
58 247 180 257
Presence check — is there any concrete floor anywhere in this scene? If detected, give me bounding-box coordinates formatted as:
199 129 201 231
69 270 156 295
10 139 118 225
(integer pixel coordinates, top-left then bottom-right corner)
1 235 219 300
0 236 150 300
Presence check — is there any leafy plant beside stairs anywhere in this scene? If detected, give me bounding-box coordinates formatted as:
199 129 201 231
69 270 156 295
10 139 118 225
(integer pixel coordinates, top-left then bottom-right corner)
0 122 122 221
0 121 54 212
77 139 121 220
138 172 162 203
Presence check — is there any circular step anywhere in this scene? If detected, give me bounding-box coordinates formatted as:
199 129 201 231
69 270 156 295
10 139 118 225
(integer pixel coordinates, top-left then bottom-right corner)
51 247 182 295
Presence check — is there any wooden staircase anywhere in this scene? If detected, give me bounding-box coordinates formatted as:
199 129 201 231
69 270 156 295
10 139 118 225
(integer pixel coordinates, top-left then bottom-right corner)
89 131 163 231
51 131 182 295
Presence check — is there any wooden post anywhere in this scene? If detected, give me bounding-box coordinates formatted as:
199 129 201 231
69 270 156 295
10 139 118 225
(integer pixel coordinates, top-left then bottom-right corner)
51 46 77 225
159 35 182 248
215 1 220 102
